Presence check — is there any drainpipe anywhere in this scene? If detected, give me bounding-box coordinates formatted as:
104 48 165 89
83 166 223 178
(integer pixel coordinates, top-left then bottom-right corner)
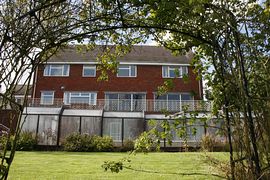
56 105 65 147
32 66 39 103
100 109 104 137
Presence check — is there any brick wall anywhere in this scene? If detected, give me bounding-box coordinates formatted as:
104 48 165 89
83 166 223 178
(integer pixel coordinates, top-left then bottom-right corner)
34 64 202 100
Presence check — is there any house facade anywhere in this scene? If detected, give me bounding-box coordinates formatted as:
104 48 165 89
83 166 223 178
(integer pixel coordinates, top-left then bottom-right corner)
22 46 210 147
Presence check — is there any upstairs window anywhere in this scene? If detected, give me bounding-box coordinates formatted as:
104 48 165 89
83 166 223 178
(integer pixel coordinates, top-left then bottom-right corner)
40 91 54 105
117 65 137 77
83 65 96 77
44 64 69 76
162 66 188 78
64 92 97 105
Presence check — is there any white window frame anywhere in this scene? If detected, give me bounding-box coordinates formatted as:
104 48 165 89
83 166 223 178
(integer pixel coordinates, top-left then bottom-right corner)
43 64 70 76
63 92 97 105
162 66 188 78
82 65 96 77
40 91 54 105
117 65 137 77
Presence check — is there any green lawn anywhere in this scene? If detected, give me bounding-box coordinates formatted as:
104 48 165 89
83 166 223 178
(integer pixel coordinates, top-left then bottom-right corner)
9 151 228 180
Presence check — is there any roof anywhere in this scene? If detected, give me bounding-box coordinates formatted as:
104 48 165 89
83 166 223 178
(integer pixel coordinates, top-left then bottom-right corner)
47 45 193 65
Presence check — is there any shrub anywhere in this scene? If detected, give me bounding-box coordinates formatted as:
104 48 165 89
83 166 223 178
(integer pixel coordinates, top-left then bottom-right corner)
63 133 113 152
16 131 37 151
63 133 92 152
121 139 134 152
92 135 113 152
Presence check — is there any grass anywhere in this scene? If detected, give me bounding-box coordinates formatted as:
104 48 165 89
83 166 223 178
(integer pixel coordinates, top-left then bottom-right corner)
9 151 228 180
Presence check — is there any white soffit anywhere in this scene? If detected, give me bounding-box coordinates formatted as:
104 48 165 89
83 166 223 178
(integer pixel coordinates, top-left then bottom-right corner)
62 109 103 117
103 112 143 118
23 107 61 115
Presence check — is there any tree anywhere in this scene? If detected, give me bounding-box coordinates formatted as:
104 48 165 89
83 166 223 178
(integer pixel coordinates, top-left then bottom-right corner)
100 0 270 179
1 0 269 179
0 0 145 179
127 1 269 179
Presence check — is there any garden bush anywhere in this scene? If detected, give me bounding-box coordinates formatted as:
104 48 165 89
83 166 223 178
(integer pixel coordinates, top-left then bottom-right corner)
63 133 113 152
91 135 113 152
63 133 92 152
16 131 37 151
0 131 37 151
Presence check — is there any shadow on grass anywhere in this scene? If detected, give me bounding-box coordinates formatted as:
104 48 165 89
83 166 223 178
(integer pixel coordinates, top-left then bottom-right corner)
124 166 226 179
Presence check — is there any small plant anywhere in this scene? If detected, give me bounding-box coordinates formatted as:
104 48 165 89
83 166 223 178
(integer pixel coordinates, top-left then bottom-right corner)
16 131 37 151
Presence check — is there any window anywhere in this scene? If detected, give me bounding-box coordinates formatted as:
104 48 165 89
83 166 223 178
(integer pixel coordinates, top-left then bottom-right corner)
83 65 96 77
44 64 69 76
40 91 54 105
154 93 193 111
64 92 97 105
105 92 146 111
117 65 137 77
162 66 188 78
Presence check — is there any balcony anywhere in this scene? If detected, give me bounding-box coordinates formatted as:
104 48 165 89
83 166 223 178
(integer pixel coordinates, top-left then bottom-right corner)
26 98 212 112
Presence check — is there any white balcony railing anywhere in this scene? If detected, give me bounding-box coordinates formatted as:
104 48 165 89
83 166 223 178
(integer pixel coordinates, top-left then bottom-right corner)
25 98 212 112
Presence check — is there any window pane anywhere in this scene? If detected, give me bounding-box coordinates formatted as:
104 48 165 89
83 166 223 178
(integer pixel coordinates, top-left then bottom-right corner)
168 94 180 100
118 68 129 76
41 91 54 105
118 65 136 77
119 94 131 99
80 93 90 96
103 118 122 141
106 94 118 99
50 65 63 76
155 94 167 100
169 68 176 77
130 66 136 76
70 97 90 104
81 117 101 135
181 94 192 100
70 93 80 96
124 118 144 140
83 65 96 77
182 66 188 76
63 65 69 75
38 115 58 145
64 92 96 105
44 65 50 76
133 94 145 99
44 65 69 76
162 66 168 77
119 65 129 68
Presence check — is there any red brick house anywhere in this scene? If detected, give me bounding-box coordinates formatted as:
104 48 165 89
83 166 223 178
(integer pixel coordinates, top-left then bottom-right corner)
23 46 210 147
